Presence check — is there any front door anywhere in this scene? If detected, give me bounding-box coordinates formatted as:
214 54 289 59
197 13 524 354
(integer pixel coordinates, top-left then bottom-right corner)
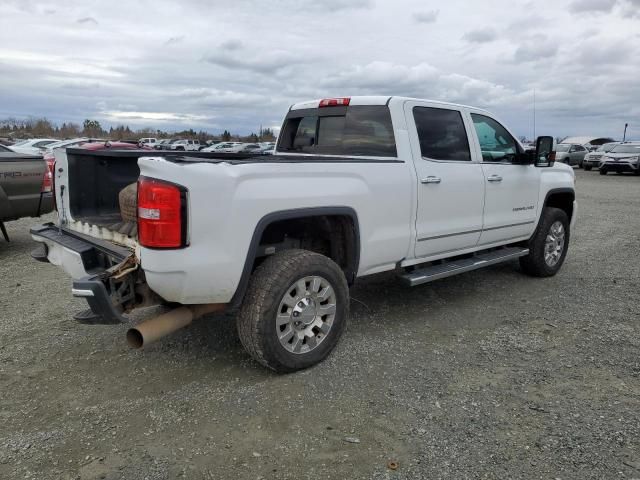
404 101 485 258
468 113 540 245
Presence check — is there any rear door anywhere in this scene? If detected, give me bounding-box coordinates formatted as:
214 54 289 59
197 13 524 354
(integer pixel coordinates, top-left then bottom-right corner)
468 112 540 245
404 101 485 258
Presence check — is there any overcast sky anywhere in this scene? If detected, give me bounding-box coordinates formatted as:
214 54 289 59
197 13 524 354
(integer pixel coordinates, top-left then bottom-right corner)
1 0 638 139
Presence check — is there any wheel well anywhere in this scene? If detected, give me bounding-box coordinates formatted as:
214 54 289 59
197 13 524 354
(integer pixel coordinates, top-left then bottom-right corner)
545 190 575 221
256 214 359 284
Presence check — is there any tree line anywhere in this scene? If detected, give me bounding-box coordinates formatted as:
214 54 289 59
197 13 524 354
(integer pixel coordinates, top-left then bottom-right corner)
0 117 277 143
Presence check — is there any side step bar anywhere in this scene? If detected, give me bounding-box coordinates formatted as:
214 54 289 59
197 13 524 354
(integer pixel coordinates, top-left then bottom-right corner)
399 247 529 287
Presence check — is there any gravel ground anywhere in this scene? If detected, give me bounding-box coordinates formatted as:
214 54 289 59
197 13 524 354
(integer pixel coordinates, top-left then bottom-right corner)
1 169 639 480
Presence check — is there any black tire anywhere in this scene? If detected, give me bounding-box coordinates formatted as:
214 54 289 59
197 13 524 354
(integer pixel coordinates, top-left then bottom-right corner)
236 249 349 373
584 165 592 171
600 168 607 175
520 207 570 277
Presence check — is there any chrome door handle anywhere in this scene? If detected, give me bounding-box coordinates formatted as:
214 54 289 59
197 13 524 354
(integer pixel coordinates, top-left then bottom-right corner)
421 176 442 184
487 175 503 182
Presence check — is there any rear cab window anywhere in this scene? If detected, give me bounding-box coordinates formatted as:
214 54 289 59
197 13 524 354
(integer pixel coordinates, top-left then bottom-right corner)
277 105 397 157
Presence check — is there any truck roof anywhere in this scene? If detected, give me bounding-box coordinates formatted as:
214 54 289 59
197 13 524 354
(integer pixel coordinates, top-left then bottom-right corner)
290 95 483 112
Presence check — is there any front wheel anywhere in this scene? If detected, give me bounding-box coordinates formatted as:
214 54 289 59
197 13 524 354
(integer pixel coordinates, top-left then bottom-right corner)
237 249 349 373
600 168 607 175
584 164 592 171
520 207 570 277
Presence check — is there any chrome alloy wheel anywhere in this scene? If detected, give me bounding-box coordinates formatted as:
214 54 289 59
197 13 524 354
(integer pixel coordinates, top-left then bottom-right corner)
276 276 336 354
544 221 565 267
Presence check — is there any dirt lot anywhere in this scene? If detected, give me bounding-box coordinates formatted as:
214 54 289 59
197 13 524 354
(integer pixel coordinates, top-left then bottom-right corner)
1 169 639 479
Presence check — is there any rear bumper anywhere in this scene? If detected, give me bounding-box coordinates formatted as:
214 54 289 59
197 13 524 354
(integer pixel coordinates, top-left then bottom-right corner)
30 223 136 323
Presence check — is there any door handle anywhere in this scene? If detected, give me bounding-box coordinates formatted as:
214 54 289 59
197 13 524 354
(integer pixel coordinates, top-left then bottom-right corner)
421 176 442 184
487 174 503 182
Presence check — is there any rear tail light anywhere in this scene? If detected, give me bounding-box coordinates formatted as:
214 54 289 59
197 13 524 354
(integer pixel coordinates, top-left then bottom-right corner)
319 97 350 107
137 177 188 249
41 159 54 193
549 151 556 162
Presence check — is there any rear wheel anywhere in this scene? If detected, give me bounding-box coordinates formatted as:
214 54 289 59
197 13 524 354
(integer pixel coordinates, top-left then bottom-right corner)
237 249 349 373
600 168 607 175
520 207 570 277
584 164 592 171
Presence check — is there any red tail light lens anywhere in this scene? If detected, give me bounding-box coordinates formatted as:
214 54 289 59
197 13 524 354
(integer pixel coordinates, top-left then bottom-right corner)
41 159 54 193
137 177 188 249
319 97 350 107
549 151 556 162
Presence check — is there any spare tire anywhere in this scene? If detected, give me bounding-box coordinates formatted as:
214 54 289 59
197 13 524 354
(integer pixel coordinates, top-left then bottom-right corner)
119 182 138 222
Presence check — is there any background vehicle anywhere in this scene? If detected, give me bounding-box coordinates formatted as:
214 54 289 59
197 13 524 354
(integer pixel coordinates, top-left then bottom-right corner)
9 138 58 155
138 137 158 148
238 143 263 154
169 139 200 151
31 96 575 373
201 142 243 152
554 143 589 167
599 142 640 175
0 144 53 241
583 142 618 171
154 139 175 150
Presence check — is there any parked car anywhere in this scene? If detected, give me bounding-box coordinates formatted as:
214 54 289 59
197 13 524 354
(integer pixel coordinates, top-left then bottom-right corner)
9 138 58 155
169 139 200 151
583 142 618 171
138 137 158 148
153 139 174 150
31 96 575 372
554 143 589 167
200 142 243 153
237 143 263 154
259 142 276 155
599 142 640 175
0 144 53 241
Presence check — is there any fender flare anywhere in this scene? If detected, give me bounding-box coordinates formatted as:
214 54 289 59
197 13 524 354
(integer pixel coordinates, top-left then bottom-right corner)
229 206 360 307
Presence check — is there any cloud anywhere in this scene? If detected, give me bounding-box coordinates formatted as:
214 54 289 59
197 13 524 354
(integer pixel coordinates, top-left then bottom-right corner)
514 36 559 62
569 0 616 12
76 16 98 25
0 0 638 139
164 35 184 46
463 28 498 43
413 10 439 23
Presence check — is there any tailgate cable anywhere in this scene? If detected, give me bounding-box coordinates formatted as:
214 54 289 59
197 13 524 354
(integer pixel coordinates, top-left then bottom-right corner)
58 184 67 231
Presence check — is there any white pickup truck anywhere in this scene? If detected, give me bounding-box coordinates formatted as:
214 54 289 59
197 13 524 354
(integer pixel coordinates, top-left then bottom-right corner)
31 96 576 372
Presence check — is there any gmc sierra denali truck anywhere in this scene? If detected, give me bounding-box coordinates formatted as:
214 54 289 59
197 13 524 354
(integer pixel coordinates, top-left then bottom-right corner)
1 145 53 242
31 96 576 372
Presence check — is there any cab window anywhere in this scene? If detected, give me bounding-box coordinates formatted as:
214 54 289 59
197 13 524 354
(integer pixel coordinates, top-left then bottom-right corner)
471 114 520 163
413 107 471 161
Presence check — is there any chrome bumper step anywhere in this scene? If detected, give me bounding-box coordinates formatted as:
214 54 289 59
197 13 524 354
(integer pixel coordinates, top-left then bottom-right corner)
400 247 529 287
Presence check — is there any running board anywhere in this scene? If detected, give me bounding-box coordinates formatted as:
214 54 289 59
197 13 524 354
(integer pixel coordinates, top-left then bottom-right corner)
400 247 529 287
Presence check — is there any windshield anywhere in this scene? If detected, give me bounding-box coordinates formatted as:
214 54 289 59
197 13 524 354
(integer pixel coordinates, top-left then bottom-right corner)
555 144 570 152
610 144 640 154
597 143 616 152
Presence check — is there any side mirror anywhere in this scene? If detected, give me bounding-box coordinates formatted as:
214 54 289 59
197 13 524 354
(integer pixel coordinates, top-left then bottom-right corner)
534 136 554 167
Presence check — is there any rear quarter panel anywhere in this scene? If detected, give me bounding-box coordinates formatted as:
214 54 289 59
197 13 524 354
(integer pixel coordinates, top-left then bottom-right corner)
137 157 414 304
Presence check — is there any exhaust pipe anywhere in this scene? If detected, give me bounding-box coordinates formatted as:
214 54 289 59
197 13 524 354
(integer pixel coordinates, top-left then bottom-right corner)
126 303 225 349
